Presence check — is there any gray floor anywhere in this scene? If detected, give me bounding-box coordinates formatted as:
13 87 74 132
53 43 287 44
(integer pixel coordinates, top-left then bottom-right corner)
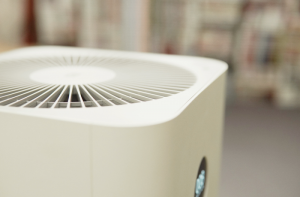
220 105 300 197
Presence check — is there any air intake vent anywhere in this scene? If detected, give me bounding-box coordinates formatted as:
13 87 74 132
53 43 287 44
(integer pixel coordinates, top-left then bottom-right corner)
0 56 196 108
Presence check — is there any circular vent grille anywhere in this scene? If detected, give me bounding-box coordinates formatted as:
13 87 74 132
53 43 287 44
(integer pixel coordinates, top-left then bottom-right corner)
0 56 196 108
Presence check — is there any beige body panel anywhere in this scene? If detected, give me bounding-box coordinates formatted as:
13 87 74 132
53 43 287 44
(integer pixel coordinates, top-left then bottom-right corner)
91 73 226 197
0 115 91 197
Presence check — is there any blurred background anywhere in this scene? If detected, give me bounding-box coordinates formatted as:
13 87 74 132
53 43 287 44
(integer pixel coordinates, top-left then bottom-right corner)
0 0 299 196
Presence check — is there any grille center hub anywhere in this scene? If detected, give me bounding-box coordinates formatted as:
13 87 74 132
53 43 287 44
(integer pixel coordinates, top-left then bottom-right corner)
30 66 116 85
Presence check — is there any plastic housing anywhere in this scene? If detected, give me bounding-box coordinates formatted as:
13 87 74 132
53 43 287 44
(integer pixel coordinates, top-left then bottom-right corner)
0 46 227 197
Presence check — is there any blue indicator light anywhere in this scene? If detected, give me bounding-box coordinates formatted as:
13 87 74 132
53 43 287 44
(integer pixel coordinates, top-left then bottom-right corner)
195 170 205 197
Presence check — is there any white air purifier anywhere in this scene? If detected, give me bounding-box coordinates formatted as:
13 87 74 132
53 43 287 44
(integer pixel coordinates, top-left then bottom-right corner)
0 46 227 197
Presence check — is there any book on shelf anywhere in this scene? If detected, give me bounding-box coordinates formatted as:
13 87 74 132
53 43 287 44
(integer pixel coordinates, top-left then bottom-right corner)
0 0 25 45
35 0 77 46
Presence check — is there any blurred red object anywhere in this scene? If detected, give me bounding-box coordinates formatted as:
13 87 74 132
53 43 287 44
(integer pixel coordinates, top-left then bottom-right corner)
24 0 37 44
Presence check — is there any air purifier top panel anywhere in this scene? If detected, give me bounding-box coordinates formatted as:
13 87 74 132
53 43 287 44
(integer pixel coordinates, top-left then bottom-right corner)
0 46 227 126
0 50 195 108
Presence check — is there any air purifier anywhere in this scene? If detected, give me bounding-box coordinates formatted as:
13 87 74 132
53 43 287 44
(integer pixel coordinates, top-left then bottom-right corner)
0 46 227 197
